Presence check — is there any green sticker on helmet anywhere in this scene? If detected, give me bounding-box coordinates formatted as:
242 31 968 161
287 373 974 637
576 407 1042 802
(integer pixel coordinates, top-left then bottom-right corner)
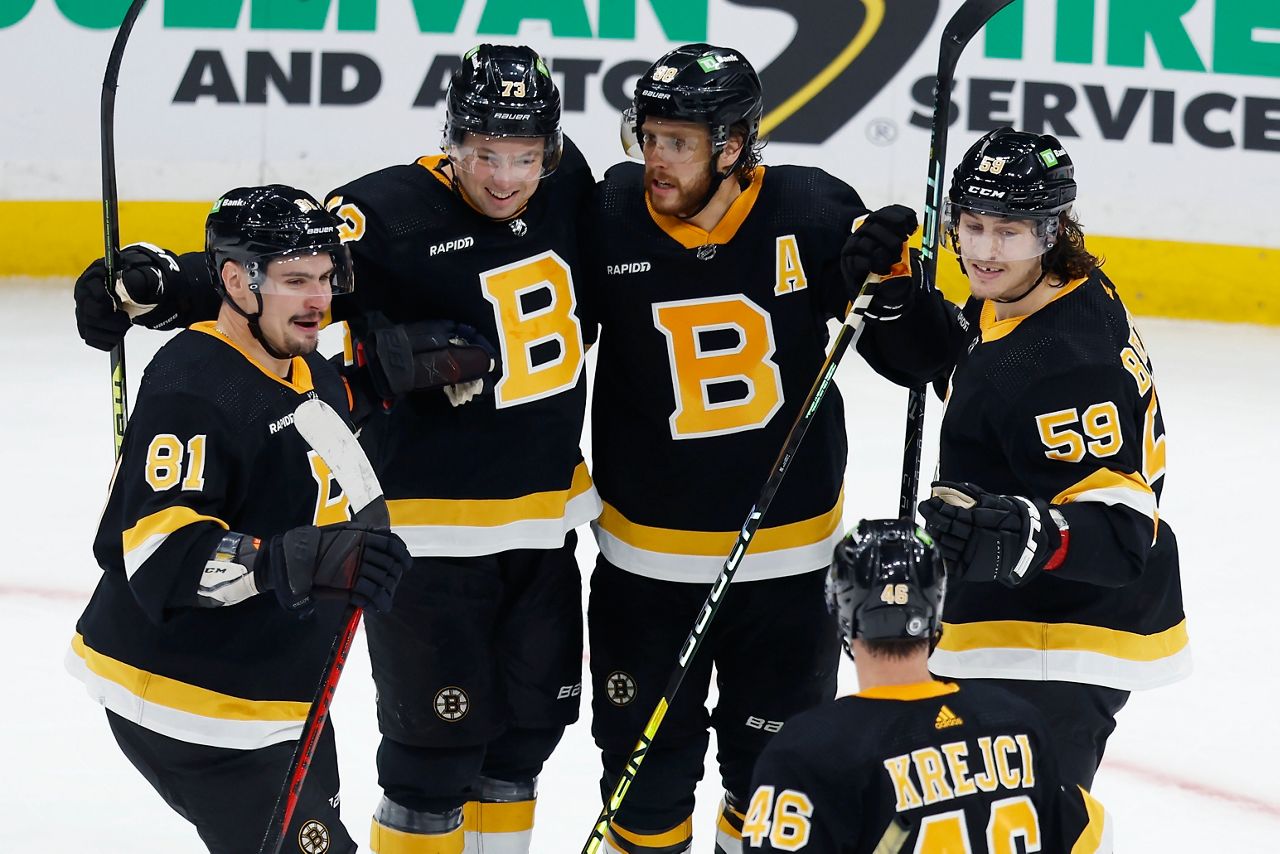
915 527 934 548
696 55 723 73
1039 149 1059 167
463 46 479 61
535 57 549 77
210 198 222 213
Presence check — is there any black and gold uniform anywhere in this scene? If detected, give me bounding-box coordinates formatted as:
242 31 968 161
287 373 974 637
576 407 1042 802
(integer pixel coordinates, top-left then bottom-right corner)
324 135 599 848
860 269 1187 786
67 323 358 853
588 156 863 843
745 681 1112 852
856 127 1188 790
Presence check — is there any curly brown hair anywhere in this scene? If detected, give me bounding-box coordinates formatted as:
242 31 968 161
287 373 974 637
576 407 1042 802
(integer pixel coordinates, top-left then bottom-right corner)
728 120 765 185
1044 210 1104 282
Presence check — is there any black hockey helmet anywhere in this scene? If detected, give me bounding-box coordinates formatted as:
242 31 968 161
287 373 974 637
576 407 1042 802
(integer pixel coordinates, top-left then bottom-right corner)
941 128 1077 266
205 185 353 357
623 43 763 160
206 184 353 294
827 519 946 656
443 44 563 178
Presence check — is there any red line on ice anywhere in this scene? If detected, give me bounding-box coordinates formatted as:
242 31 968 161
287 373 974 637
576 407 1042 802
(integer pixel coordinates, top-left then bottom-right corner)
1106 758 1280 818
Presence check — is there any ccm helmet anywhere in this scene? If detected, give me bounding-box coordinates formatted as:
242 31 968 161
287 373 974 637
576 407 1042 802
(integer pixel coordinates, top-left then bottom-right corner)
444 44 563 179
827 519 946 657
205 184 353 356
943 127 1076 265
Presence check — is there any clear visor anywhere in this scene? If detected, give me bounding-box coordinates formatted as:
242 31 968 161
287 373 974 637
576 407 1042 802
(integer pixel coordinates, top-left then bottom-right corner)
941 201 1060 262
620 108 707 164
447 131 562 181
246 246 354 297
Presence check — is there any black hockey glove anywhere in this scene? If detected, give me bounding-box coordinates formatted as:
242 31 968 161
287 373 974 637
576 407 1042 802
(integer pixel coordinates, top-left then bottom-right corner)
841 205 919 321
918 481 1065 589
359 319 498 401
74 243 183 350
253 522 411 618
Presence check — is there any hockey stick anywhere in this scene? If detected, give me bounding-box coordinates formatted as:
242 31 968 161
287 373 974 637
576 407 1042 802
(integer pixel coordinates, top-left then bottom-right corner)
900 0 1019 517
258 399 389 854
578 3 1018 850
101 0 149 457
579 287 894 849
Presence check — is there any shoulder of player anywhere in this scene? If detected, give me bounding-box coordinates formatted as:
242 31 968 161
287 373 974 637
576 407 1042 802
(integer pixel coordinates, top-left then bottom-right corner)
556 134 593 181
326 162 445 222
758 164 868 229
133 332 240 425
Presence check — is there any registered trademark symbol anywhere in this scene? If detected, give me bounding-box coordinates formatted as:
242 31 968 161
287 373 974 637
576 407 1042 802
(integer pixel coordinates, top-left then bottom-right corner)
866 118 898 146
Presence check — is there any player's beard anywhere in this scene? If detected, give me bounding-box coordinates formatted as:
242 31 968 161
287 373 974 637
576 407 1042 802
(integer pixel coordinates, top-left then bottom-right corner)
274 310 324 357
645 162 713 218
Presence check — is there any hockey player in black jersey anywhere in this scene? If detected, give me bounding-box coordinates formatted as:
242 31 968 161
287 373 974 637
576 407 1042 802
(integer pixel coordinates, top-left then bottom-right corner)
745 519 1112 853
66 185 411 854
585 44 915 854
851 128 1189 788
71 44 596 854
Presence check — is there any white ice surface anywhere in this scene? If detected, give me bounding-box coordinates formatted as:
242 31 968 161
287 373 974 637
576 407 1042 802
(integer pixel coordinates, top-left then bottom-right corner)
1 279 1278 851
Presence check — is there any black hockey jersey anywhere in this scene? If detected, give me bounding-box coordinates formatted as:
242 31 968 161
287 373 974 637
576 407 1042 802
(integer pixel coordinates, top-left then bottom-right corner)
858 270 1188 689
746 681 1112 852
67 323 357 749
323 138 599 556
587 164 864 583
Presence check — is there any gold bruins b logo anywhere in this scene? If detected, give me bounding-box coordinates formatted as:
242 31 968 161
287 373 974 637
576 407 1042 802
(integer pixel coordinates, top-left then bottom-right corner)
297 819 330 854
434 686 470 722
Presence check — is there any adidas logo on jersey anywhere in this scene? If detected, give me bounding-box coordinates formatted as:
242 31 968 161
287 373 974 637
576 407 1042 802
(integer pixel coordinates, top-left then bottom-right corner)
934 704 964 730
607 261 652 275
429 236 475 257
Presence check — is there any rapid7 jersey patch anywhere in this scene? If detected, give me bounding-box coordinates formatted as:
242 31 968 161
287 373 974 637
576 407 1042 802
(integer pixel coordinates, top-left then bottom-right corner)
653 295 783 439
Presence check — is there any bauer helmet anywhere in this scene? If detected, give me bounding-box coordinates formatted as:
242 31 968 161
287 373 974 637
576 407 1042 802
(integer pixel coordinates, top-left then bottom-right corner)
827 519 946 656
443 44 563 178
205 185 353 357
942 127 1076 262
622 43 763 163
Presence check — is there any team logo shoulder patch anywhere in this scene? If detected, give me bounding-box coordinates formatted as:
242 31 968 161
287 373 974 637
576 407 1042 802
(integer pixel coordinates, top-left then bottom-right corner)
934 704 964 730
297 819 330 853
434 686 470 722
605 671 637 707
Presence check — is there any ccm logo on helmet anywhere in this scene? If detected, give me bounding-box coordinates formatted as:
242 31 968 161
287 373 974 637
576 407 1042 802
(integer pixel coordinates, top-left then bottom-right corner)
430 236 475 257
966 185 1007 198
607 261 651 275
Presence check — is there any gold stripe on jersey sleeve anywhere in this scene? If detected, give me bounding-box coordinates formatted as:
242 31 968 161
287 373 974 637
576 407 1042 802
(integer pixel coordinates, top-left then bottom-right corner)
938 619 1188 662
190 321 315 394
388 462 594 527
71 634 310 721
461 800 536 834
597 492 842 556
856 681 960 702
978 276 1087 343
646 166 765 249
122 505 228 555
1071 786 1111 853
608 816 693 847
1053 466 1156 524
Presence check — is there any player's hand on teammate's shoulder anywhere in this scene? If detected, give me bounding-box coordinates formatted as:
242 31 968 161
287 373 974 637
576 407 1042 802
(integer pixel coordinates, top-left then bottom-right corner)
73 242 182 350
253 522 411 618
919 480 1065 589
841 204 922 322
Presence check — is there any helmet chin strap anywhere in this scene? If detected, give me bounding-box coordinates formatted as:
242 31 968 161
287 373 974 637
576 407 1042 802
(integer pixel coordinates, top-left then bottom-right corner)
221 289 294 361
676 142 745 221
